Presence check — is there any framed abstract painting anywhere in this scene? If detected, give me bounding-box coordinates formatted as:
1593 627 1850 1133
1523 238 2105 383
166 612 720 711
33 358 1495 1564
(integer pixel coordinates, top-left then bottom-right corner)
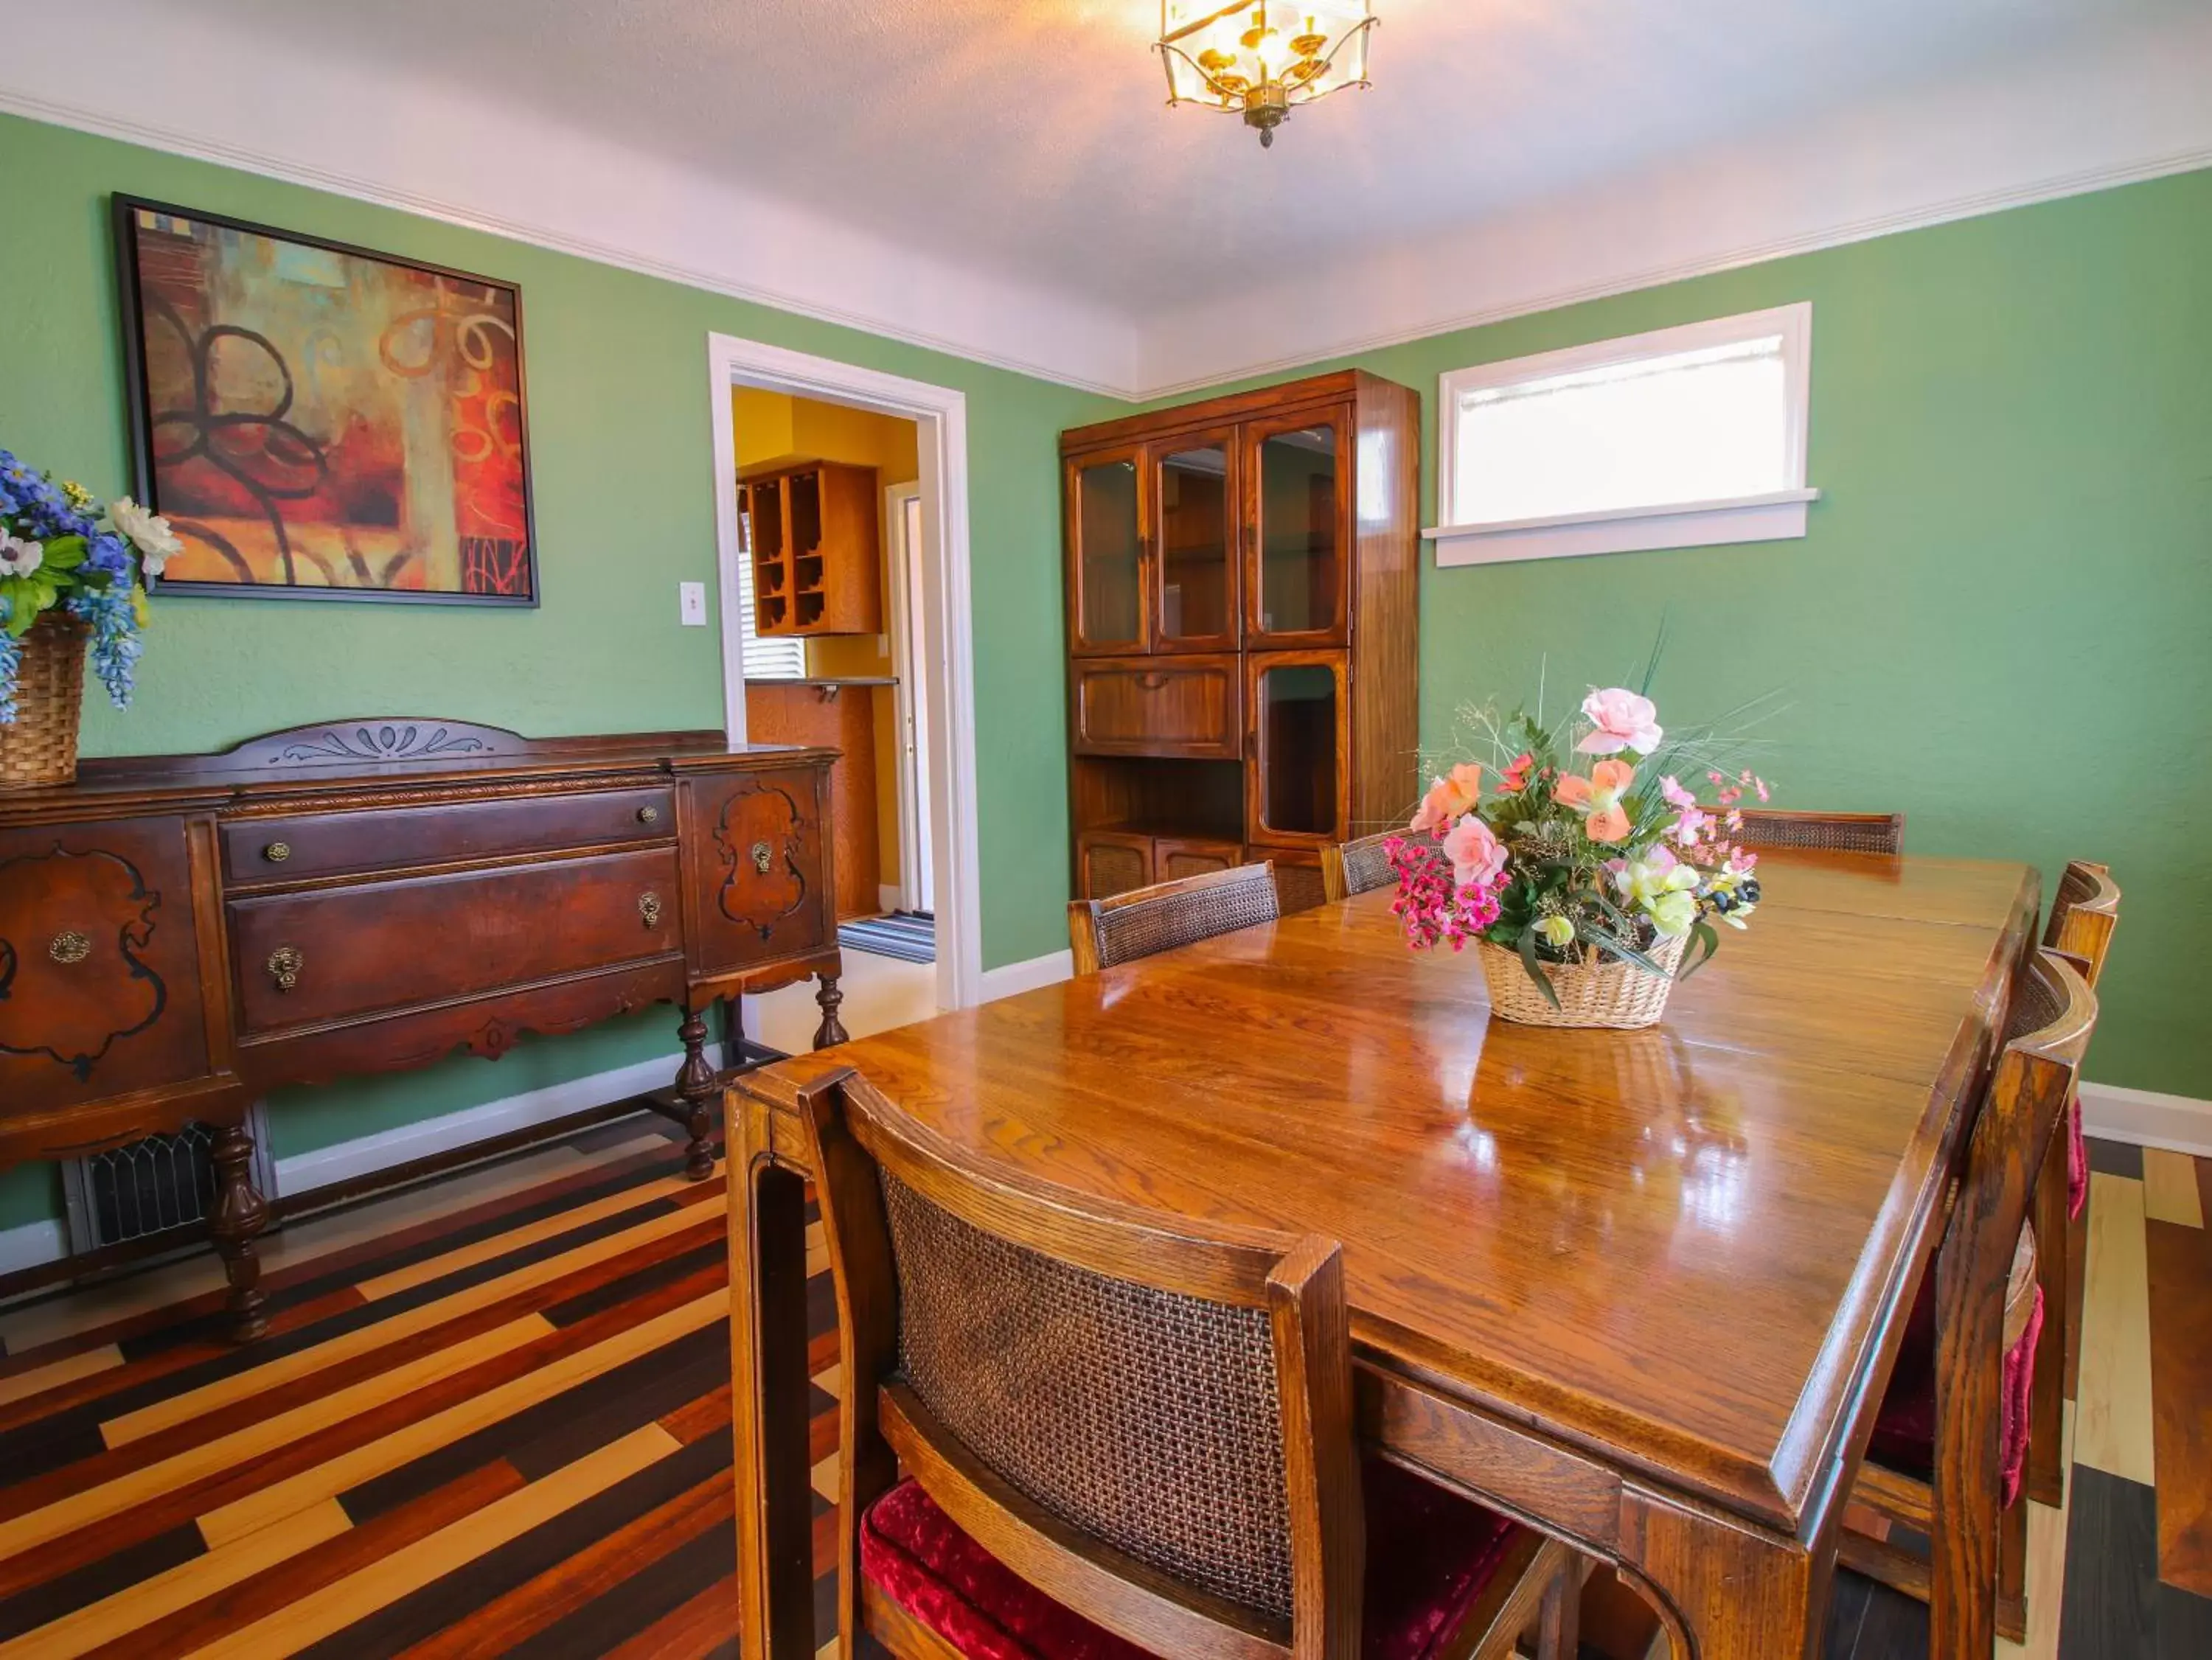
112 196 539 606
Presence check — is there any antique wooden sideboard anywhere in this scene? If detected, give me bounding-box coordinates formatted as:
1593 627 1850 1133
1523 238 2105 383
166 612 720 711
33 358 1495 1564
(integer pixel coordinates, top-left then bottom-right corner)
0 719 844 1342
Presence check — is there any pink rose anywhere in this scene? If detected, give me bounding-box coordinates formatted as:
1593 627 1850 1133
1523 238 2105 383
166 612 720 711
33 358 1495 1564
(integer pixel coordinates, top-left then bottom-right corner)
1439 815 1507 889
1577 688 1663 756
1659 775 1697 809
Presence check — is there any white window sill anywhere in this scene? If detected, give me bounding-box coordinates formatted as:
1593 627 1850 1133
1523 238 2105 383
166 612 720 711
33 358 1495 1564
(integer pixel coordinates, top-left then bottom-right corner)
1426 488 1821 568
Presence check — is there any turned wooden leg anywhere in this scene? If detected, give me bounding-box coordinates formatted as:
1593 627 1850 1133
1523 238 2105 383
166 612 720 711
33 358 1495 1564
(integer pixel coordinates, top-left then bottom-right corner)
813 973 849 1050
207 1124 270 1344
675 1006 720 1182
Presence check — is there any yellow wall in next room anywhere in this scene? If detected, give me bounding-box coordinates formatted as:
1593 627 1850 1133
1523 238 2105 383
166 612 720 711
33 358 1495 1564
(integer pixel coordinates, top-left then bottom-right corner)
732 388 916 896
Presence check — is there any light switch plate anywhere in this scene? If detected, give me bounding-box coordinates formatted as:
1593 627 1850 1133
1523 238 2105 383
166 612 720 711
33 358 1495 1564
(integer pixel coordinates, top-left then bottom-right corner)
679 582 708 626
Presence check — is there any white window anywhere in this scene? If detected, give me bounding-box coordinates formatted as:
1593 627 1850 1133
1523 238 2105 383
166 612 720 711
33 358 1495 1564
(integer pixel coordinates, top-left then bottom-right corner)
736 496 805 680
1429 302 1818 567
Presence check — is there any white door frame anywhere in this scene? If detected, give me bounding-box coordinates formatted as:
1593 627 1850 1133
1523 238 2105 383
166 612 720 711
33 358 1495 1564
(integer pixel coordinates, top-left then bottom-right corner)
706 333 981 1012
883 481 933 916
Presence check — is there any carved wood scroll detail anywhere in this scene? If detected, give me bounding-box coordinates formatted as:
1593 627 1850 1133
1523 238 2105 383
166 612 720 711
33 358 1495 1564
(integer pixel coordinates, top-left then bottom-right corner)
714 780 810 940
0 845 167 1081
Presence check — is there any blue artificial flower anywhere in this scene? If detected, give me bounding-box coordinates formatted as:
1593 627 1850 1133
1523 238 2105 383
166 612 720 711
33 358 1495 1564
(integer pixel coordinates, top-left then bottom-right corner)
84 533 131 580
66 583 142 710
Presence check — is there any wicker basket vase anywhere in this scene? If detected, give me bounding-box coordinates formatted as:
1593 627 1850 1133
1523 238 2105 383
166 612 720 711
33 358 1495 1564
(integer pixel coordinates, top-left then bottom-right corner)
0 613 90 791
1475 930 1689 1030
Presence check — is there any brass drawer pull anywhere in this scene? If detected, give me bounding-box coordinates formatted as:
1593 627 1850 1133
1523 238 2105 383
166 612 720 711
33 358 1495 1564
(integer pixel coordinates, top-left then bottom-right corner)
49 930 92 966
1135 672 1169 691
639 892 664 930
751 840 773 874
636 805 661 826
264 842 291 864
266 946 305 993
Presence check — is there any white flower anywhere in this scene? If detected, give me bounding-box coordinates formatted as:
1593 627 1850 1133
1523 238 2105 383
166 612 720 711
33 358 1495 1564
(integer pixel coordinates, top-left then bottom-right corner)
0 534 43 579
108 496 183 578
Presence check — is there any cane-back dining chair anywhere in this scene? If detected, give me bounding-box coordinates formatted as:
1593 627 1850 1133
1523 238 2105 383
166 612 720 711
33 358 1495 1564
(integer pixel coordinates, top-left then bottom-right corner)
1068 862 1280 974
790 1062 1584 1660
1321 831 1400 904
1734 809 1906 856
1840 947 2098 1653
2037 861 2121 1455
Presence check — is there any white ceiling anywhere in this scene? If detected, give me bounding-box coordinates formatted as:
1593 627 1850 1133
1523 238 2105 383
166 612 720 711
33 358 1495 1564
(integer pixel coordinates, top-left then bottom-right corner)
5 0 2211 395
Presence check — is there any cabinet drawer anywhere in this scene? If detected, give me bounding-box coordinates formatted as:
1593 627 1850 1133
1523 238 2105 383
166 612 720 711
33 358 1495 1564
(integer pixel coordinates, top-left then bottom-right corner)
684 767 834 978
228 847 680 1033
0 816 212 1117
1072 655 1240 760
1154 837 1242 884
220 787 676 885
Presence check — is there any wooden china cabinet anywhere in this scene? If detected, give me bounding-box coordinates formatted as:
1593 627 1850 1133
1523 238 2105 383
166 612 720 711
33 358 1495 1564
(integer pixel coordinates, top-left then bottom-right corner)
1060 369 1419 912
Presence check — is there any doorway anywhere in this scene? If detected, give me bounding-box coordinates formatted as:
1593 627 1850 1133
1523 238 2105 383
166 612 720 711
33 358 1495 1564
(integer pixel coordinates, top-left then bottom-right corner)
706 334 981 1039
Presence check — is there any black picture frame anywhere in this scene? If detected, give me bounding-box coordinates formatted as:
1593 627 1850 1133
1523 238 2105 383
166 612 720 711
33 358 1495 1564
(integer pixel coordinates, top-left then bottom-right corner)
112 194 541 608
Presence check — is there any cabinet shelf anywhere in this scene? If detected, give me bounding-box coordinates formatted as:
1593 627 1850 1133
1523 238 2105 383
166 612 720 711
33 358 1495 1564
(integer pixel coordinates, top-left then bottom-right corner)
740 460 883 637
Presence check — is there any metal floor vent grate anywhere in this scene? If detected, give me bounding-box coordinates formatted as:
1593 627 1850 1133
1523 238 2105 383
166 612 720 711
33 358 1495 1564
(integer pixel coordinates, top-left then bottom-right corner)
61 1104 276 1255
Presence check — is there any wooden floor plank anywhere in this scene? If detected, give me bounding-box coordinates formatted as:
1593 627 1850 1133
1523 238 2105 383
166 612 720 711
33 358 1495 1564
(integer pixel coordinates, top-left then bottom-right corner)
2143 1151 2205 1229
0 1356 122 1417
77 1462 525 1660
2076 1173 2156 1485
0 1499 350 1659
0 1316 554 1561
391 1465 731 1659
598 1570 742 1660
196 1294 723 1549
2058 1467 2160 1657
2147 1213 2212 1597
99 1197 717 1448
174 1425 681 1659
355 1173 703 1302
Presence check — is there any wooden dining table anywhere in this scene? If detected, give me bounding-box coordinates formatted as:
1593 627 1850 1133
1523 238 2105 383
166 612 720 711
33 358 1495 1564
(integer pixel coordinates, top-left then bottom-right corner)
724 849 2039 1659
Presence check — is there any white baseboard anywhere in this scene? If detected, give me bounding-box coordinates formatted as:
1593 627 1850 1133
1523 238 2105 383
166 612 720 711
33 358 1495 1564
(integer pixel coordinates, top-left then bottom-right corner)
2079 1080 2212 1159
271 1051 683 1196
976 949 1074 1004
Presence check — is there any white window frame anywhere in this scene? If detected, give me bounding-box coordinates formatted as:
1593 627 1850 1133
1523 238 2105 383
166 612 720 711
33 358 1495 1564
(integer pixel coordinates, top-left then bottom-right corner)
1427 301 1819 568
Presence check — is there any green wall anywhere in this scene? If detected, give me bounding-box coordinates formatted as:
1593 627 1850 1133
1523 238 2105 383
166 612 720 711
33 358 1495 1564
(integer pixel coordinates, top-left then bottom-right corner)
0 111 1111 1225
1 108 2204 1235
1194 167 2212 1099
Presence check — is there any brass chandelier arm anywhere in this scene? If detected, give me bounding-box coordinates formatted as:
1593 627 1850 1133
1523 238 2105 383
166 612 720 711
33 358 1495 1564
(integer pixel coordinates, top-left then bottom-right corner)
1160 0 1254 48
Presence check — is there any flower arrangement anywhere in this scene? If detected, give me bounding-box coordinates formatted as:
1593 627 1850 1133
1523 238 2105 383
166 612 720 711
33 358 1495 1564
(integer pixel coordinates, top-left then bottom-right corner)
0 447 178 724
1387 677 1772 1019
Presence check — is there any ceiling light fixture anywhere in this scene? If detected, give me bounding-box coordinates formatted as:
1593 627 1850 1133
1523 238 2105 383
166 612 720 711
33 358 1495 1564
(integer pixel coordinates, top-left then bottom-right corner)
1157 2 1377 149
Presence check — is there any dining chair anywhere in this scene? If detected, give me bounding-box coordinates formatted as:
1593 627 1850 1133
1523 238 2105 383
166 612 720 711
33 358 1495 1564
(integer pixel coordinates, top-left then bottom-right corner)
792 1061 1585 1660
1068 861 1280 974
1734 809 1906 855
1321 829 1399 902
2036 861 2121 1481
1839 947 2098 1653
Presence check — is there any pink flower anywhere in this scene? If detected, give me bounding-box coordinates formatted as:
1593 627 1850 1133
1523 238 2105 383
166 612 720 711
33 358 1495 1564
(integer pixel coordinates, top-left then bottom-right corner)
1577 688 1664 756
1671 806 1709 847
1409 762 1484 834
1753 775 1771 803
1557 758 1636 844
1659 775 1697 809
1498 752 1536 795
1439 815 1508 888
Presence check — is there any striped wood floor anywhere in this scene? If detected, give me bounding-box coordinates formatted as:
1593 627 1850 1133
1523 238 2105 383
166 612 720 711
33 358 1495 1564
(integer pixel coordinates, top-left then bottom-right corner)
0 1117 2197 1658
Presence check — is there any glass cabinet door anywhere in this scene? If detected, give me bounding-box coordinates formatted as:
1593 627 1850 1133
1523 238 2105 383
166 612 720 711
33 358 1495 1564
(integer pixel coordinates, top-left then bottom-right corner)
1152 431 1238 652
1245 411 1349 646
1067 450 1146 655
1247 652 1347 845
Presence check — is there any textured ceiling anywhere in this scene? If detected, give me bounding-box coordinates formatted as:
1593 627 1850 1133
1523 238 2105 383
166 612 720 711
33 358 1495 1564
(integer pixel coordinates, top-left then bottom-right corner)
167 0 2197 317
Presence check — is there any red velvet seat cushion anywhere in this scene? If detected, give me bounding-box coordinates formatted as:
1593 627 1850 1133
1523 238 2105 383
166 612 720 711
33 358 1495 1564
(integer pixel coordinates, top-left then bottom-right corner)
1867 1272 2045 1509
859 1457 1526 1660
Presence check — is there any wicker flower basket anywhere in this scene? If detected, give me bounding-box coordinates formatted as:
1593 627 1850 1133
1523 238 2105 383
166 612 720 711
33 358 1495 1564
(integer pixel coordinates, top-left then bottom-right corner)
0 613 90 791
1475 930 1688 1030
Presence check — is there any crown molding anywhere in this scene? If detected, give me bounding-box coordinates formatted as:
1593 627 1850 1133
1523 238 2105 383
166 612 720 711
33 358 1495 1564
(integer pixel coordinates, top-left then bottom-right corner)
0 86 1144 400
1135 142 2212 402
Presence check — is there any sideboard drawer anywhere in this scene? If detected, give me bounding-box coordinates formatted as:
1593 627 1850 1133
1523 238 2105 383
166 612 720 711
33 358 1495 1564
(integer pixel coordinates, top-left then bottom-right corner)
227 847 681 1033
0 817 212 1117
1072 655 1241 760
219 787 677 885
